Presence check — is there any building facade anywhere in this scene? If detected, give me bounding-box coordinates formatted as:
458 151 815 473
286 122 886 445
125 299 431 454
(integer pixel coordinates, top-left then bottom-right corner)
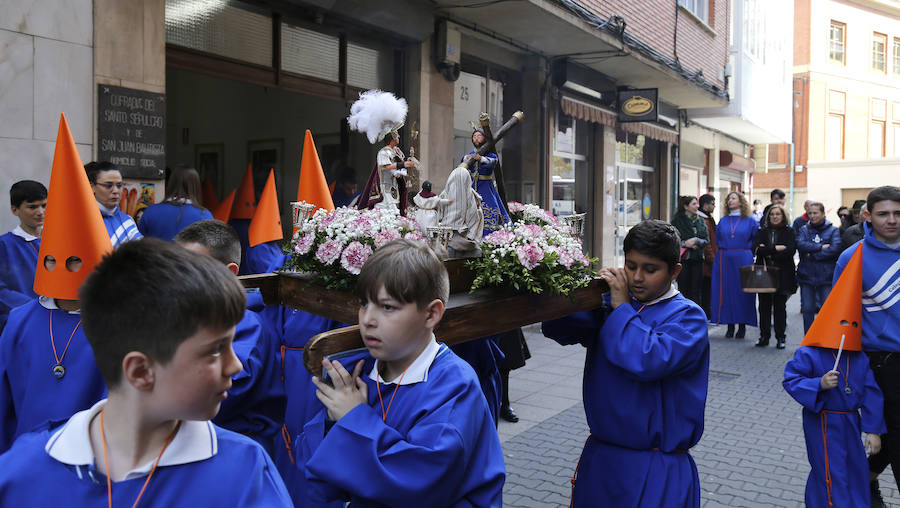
764 0 900 219
1 0 747 266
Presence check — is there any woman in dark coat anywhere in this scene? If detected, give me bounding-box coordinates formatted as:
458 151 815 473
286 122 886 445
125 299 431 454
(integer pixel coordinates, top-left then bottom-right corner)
753 204 797 349
671 196 708 307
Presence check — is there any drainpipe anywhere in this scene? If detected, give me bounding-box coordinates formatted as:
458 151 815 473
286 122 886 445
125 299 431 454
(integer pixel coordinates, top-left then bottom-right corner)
788 143 795 219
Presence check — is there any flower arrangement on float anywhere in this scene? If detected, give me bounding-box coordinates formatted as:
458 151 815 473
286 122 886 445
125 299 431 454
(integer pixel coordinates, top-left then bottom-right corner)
281 205 425 290
467 202 596 297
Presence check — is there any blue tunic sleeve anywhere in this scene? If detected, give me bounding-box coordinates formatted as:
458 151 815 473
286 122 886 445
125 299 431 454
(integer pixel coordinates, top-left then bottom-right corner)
598 300 708 381
860 353 887 434
782 348 827 413
302 404 468 506
0 325 16 452
541 308 608 347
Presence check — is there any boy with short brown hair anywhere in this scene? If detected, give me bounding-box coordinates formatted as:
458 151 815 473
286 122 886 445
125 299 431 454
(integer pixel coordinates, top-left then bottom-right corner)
0 239 291 506
300 239 505 507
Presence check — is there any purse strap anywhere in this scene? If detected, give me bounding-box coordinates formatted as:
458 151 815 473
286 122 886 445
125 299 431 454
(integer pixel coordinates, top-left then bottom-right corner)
754 247 767 269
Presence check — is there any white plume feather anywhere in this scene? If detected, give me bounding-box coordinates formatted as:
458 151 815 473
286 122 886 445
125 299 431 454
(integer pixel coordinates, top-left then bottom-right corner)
347 90 408 144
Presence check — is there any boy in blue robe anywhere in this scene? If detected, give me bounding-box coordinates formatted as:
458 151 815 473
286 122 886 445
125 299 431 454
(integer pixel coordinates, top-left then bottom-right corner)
0 239 291 506
784 243 886 507
300 239 505 506
84 161 142 248
174 220 285 457
0 180 46 331
0 122 114 454
542 219 710 507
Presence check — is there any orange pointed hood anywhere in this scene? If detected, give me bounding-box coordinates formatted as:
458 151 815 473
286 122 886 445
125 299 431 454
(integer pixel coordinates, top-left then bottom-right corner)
212 189 236 223
33 114 113 300
202 177 219 209
298 130 335 212
231 163 256 219
800 245 863 351
248 169 283 247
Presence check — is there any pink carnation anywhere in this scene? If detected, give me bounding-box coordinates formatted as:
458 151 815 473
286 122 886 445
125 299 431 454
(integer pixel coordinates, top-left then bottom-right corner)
317 213 337 232
556 249 574 269
293 232 316 255
484 230 515 246
374 229 400 248
398 216 419 231
520 224 545 239
349 216 377 236
340 241 373 275
404 231 426 243
515 242 545 270
315 239 343 265
507 201 525 213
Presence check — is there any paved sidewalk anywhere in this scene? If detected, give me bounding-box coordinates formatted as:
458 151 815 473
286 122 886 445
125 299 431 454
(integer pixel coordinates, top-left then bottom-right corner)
501 298 900 507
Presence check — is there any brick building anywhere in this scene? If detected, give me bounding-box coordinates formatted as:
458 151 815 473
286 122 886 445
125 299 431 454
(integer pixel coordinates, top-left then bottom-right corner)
764 0 900 220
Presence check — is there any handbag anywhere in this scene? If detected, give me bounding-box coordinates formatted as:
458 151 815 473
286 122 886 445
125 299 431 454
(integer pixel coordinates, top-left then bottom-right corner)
739 250 780 293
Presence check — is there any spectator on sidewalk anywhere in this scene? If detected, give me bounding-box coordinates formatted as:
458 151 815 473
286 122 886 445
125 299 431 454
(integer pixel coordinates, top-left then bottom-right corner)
671 195 708 308
697 194 717 319
841 203 867 251
834 186 900 505
837 205 851 233
792 200 812 238
761 189 786 225
753 205 796 349
796 202 842 333
711 192 758 339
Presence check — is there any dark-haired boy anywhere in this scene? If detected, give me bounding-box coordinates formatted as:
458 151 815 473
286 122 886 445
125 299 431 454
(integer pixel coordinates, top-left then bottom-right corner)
300 239 505 506
0 239 291 505
542 219 710 507
0 180 47 331
174 220 285 456
84 161 142 247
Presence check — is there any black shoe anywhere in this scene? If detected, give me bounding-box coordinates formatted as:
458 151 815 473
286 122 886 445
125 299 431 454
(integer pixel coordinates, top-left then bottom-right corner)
500 405 519 423
755 337 769 347
725 324 735 338
735 324 746 339
776 338 786 349
871 479 886 508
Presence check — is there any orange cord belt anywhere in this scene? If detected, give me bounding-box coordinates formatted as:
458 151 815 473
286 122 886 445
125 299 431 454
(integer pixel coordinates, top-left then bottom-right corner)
279 344 304 465
820 409 855 508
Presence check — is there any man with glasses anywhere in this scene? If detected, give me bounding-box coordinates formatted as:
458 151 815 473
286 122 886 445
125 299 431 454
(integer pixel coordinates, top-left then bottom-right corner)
84 162 142 248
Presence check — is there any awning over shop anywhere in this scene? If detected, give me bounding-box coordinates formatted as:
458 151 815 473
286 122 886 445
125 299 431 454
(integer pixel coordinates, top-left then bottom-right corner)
720 150 755 173
561 96 678 145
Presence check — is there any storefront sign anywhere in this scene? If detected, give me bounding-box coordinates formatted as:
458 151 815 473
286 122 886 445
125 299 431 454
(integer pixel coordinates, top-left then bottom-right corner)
97 85 166 179
617 88 658 123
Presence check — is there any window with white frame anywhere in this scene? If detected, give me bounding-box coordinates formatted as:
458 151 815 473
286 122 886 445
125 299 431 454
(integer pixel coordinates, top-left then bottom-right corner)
828 21 845 65
678 0 708 25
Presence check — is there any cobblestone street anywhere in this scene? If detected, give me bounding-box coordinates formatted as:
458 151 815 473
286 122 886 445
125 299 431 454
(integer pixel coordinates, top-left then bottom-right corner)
501 297 900 507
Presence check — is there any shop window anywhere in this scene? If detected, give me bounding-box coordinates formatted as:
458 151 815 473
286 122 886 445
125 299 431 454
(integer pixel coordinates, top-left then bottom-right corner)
553 107 594 252
828 21 845 65
281 24 339 82
678 0 708 25
873 33 887 73
165 0 272 67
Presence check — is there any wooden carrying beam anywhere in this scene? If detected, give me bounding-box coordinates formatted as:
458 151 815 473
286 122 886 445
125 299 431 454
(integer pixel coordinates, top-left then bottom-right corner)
299 279 608 374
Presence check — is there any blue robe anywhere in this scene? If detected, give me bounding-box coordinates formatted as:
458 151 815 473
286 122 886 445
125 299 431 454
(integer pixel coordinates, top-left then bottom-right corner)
246 241 289 275
137 202 214 241
783 347 886 508
0 232 39 330
230 219 252 275
213 309 285 457
0 300 106 453
710 215 758 325
100 205 142 248
542 293 709 507
0 422 292 506
300 344 505 507
449 338 504 425
264 303 341 508
462 151 510 235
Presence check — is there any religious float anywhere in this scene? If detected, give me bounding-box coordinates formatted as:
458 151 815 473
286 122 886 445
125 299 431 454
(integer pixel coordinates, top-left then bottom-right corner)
240 97 607 374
